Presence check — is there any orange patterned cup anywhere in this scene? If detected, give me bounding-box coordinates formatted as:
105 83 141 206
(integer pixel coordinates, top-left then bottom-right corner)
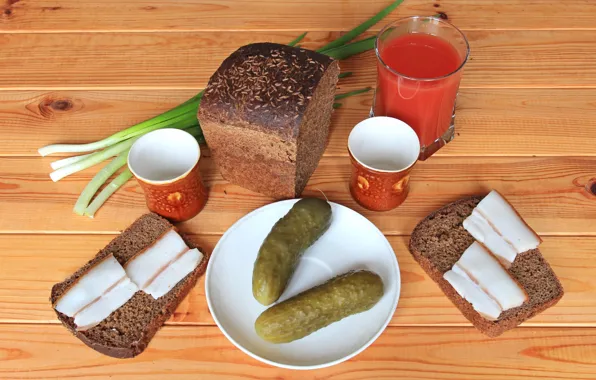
348 117 420 211
128 129 208 222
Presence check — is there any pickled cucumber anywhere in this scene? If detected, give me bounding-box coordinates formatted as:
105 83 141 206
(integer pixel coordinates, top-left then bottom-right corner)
252 198 332 306
255 270 384 344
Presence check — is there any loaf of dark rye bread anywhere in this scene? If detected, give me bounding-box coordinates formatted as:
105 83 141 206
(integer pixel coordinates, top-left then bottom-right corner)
198 42 340 199
409 197 564 337
50 213 208 358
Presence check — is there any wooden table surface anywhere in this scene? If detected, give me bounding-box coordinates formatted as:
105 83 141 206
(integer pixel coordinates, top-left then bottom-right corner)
1 1 596 379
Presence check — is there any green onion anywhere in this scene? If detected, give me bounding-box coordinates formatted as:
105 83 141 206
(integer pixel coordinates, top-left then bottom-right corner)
322 36 376 60
49 135 140 182
38 93 202 157
338 72 353 79
73 151 129 215
191 125 206 145
185 126 204 140
317 0 404 52
288 32 307 47
334 87 373 100
84 169 133 218
48 115 200 182
333 87 371 109
50 153 95 170
332 87 373 108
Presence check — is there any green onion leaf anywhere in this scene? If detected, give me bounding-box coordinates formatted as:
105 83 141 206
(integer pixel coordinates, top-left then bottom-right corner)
333 103 343 109
338 72 353 79
334 87 373 100
288 32 307 47
73 151 128 215
39 93 202 156
322 36 376 60
184 125 205 144
84 169 133 218
317 0 404 52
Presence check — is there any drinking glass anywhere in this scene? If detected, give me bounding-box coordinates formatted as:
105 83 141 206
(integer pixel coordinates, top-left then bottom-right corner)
372 16 470 160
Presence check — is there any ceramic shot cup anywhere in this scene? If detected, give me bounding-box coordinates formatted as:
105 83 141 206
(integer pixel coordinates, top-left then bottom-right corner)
348 117 420 211
128 129 208 222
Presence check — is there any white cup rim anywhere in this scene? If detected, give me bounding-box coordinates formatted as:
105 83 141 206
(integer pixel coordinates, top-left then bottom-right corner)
348 116 420 173
128 128 200 185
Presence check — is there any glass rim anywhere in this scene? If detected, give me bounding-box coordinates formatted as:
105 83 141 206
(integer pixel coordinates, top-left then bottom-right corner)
374 16 470 82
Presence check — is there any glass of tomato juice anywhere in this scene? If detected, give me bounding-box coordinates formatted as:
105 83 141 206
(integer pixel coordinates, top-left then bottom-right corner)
372 16 470 160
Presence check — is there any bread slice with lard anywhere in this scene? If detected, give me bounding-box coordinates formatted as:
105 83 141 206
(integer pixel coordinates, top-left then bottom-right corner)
50 213 208 358
409 194 563 337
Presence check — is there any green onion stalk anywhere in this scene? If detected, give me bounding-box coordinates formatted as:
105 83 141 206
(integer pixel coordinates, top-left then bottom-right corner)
334 87 372 101
73 151 129 215
288 32 307 47
322 36 377 60
50 152 95 170
84 169 133 218
39 0 402 216
317 0 403 52
40 91 203 157
49 135 140 182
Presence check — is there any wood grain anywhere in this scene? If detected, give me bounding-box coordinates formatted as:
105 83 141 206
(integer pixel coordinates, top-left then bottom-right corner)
0 324 595 379
0 156 594 235
0 1 594 378
1 0 595 32
0 234 591 326
1 31 596 89
2 88 596 157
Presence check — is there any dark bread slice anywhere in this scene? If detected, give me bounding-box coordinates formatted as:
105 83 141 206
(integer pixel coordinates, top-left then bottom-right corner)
198 42 340 199
50 213 208 358
409 197 564 337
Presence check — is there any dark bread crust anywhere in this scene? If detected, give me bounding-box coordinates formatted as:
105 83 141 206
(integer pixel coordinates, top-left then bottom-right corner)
50 213 209 358
199 43 335 139
409 197 564 337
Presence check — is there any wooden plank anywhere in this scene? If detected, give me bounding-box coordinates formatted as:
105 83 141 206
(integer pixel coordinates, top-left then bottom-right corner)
0 156 595 235
0 324 595 379
2 88 596 157
1 0 595 32
0 234 591 326
1 31 596 89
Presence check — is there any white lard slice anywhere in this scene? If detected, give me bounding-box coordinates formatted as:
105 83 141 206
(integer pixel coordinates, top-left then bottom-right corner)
54 254 127 317
74 277 139 331
456 242 528 311
144 248 203 299
463 209 518 264
443 242 528 320
463 190 541 264
125 229 189 289
444 269 502 320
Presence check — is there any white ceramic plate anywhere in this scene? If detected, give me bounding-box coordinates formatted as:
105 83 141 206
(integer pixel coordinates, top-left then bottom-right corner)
205 199 400 370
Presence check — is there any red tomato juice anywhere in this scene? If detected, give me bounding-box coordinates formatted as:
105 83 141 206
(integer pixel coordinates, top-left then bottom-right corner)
374 33 462 148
